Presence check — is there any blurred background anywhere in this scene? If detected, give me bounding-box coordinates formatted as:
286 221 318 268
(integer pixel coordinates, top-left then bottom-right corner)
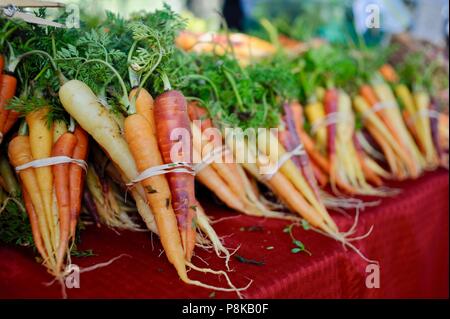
58 0 449 48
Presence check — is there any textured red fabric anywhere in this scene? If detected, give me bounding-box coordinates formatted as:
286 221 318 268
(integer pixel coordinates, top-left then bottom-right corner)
0 170 448 299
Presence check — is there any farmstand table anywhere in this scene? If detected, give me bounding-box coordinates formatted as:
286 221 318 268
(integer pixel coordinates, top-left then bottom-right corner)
0 169 448 299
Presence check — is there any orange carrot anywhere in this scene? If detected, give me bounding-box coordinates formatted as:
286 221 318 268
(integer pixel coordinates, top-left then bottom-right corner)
268 172 326 229
3 110 20 134
188 101 214 132
403 110 421 147
126 87 188 275
124 112 186 275
8 135 54 265
288 102 330 173
311 160 328 187
129 87 154 126
298 129 330 173
360 85 379 107
360 85 410 154
0 57 3 97
69 127 89 239
379 64 399 83
366 122 404 179
52 132 77 271
0 74 17 134
22 186 47 261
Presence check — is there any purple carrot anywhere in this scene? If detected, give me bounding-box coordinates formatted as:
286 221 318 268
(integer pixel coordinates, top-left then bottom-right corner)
324 89 338 157
430 97 442 157
353 133 363 153
282 103 321 199
362 128 383 154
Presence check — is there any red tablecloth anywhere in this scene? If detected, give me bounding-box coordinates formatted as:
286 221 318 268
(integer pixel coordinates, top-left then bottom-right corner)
0 170 448 299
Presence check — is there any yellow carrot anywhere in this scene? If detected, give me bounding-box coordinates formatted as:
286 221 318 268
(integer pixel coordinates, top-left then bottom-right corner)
8 135 55 267
414 90 438 167
372 81 425 173
26 108 56 250
353 95 415 177
257 130 337 231
52 120 67 144
304 101 327 152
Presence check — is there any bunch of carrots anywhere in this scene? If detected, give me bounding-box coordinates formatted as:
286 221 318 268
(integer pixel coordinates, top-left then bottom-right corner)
188 101 297 220
0 5 448 298
8 111 88 277
168 52 377 263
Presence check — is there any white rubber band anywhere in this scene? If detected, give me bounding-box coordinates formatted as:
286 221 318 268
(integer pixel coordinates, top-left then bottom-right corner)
409 109 441 124
311 112 351 134
126 162 195 187
372 102 396 113
128 146 232 187
362 102 396 119
15 156 88 172
194 145 230 173
261 144 306 181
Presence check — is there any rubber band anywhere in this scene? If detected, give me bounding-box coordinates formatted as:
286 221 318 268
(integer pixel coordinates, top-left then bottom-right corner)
372 102 396 113
408 109 441 124
15 156 88 172
311 112 352 134
261 144 306 181
361 102 396 120
128 146 233 187
126 162 195 187
194 145 230 173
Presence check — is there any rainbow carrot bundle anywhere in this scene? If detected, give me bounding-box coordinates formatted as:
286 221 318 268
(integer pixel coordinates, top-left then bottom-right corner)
295 46 394 195
4 5 449 298
8 113 88 277
324 88 393 196
56 9 250 295
380 61 443 170
356 78 425 179
167 50 377 263
188 101 298 220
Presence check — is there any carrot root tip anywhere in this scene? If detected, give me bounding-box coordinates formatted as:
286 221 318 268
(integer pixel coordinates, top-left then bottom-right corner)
185 261 253 299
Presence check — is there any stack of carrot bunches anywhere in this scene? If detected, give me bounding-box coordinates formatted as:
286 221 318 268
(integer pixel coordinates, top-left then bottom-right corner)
188 101 297 221
0 6 448 295
302 88 392 196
